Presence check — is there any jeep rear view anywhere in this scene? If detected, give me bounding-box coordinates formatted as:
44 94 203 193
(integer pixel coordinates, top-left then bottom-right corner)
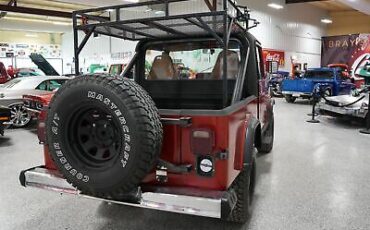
20 0 274 224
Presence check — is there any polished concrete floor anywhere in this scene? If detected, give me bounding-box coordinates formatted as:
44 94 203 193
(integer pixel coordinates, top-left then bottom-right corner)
0 98 370 230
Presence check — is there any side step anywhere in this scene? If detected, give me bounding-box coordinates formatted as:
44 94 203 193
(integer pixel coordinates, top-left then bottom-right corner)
20 167 236 219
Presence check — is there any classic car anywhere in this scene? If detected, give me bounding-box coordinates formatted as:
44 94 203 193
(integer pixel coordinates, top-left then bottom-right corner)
0 106 11 136
0 62 11 84
23 91 54 115
268 71 289 97
282 67 354 103
15 68 45 78
319 87 369 120
328 63 364 88
0 76 69 127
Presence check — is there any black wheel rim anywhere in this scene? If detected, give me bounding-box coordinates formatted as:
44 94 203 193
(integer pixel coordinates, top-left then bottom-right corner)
68 106 122 170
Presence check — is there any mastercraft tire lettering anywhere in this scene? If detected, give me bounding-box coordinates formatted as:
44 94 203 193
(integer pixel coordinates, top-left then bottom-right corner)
46 75 163 199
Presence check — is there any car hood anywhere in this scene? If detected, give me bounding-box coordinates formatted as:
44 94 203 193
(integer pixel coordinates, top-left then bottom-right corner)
29 53 60 76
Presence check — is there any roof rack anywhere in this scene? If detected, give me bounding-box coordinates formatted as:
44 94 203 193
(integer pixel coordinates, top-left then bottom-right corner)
72 0 259 107
72 0 258 60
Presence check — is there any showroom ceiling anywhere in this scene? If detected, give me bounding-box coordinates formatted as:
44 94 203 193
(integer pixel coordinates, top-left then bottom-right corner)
309 1 353 12
288 0 370 15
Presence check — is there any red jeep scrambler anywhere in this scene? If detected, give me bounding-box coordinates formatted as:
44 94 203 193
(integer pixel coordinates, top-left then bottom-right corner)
20 0 274 223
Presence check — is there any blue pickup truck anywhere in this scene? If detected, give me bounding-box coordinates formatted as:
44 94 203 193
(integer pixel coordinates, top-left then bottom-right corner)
281 67 354 103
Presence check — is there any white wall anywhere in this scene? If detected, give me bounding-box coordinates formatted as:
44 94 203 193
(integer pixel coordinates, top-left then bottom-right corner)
243 0 328 71
61 0 328 73
61 32 137 74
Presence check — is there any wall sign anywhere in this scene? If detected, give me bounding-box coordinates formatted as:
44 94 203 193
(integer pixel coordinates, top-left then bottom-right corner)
262 49 285 67
321 34 370 68
0 42 61 58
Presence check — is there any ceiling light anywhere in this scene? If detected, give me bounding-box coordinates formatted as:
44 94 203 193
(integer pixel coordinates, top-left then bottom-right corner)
25 33 38 38
52 21 71 26
268 3 284 10
4 16 72 26
155 10 165 15
321 18 333 24
124 0 139 2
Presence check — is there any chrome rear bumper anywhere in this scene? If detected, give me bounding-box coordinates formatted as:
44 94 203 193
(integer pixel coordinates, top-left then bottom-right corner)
20 167 236 219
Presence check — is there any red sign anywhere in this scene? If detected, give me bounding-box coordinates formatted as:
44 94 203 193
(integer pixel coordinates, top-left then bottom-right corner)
262 49 285 67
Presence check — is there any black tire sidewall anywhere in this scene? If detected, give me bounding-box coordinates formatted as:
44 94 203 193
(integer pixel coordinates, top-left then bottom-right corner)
47 81 143 194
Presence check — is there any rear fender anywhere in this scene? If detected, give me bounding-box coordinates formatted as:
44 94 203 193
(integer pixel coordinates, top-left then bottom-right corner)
234 116 260 170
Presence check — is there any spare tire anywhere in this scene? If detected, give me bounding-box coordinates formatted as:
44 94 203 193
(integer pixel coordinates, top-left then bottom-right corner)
46 75 163 199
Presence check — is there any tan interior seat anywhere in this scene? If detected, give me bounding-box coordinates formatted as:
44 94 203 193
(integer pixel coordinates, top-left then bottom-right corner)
212 50 240 80
148 52 176 80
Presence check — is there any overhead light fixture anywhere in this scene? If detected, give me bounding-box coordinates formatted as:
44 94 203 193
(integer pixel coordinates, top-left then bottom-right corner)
25 33 38 38
268 3 284 10
4 16 72 26
52 21 71 26
155 10 165 15
321 18 333 24
124 0 139 2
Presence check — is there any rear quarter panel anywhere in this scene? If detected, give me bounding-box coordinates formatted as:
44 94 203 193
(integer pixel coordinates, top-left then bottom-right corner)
142 97 260 191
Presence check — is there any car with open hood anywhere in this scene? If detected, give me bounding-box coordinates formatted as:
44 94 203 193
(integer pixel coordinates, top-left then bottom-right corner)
319 87 369 120
0 76 69 127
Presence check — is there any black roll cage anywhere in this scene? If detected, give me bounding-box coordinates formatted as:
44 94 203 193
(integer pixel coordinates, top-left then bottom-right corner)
72 0 259 107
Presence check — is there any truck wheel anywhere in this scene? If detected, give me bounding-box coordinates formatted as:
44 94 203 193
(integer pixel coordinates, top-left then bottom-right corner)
46 75 163 199
258 116 274 154
228 155 256 223
284 95 296 103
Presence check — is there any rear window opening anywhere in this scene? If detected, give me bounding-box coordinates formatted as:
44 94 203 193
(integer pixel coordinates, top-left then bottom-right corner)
140 39 243 110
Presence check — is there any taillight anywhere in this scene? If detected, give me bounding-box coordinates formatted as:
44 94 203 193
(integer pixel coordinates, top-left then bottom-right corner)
191 129 215 177
37 110 47 144
191 129 215 155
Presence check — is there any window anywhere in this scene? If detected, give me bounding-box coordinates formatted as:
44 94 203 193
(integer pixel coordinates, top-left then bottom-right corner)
49 80 66 91
139 40 243 110
36 81 48 91
305 71 334 79
36 79 67 91
145 40 241 80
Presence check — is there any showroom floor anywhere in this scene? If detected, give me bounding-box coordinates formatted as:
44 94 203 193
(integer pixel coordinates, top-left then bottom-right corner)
0 98 370 230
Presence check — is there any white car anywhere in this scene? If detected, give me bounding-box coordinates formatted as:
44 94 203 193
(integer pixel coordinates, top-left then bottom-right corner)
319 88 369 119
0 76 70 127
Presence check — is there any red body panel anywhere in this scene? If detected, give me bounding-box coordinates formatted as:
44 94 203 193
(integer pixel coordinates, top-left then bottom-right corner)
36 90 271 192
0 62 10 84
23 93 54 107
144 98 261 191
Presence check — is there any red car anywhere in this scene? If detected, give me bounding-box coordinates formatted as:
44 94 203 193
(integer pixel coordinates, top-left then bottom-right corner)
20 1 274 223
328 63 365 88
0 62 11 84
